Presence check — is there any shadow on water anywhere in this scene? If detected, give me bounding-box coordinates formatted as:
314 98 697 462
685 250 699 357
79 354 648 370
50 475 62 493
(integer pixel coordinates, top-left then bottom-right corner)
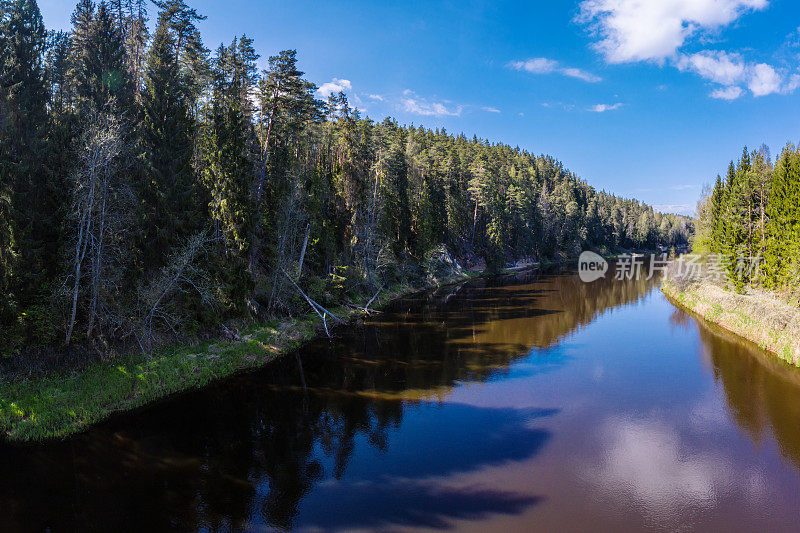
0 268 658 531
296 482 542 531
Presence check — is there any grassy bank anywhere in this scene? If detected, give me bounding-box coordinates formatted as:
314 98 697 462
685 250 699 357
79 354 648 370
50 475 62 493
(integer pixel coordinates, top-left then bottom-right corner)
662 279 800 367
0 274 474 443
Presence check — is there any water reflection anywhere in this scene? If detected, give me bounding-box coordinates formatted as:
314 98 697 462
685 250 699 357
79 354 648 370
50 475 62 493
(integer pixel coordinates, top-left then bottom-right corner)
692 310 800 470
0 270 655 531
3 269 800 531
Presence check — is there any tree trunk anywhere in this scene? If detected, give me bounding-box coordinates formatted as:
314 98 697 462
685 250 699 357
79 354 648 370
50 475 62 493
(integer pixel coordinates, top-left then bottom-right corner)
471 197 479 248
297 223 311 278
249 82 282 273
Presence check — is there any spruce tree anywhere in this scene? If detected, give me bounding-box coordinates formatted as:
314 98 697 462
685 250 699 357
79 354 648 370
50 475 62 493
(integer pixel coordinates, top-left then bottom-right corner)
0 0 55 347
764 145 800 289
201 38 258 307
71 0 132 114
709 175 725 253
141 18 199 266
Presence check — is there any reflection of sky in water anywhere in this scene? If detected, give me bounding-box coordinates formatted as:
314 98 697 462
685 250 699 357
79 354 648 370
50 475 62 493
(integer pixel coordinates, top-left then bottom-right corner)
294 283 800 532
294 404 557 531
4 272 800 531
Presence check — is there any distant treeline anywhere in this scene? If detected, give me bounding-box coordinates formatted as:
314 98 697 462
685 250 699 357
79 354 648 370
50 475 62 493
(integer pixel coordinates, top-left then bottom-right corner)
694 144 800 293
0 0 691 353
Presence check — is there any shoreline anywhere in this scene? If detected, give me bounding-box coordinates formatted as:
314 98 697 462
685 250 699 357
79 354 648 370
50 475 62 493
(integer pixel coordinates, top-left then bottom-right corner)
0 256 665 444
662 280 800 368
0 272 479 444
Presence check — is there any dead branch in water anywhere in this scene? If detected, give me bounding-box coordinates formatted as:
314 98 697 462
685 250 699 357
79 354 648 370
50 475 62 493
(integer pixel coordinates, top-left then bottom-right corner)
345 286 384 315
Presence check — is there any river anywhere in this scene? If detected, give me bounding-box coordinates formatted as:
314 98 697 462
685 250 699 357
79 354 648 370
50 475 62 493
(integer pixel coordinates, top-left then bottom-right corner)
2 268 800 531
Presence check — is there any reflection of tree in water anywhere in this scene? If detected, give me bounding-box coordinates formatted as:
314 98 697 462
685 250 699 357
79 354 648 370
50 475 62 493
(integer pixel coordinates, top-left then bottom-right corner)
0 380 406 531
325 268 659 392
694 316 800 472
0 270 656 531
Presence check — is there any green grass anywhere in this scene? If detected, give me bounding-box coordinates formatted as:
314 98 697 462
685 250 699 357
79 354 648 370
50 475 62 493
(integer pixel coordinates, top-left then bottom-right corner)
0 317 318 442
662 280 800 369
0 273 473 443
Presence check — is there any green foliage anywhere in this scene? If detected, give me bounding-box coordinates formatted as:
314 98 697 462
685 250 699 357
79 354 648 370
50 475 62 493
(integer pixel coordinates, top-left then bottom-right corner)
0 316 319 441
0 0 690 359
696 144 800 296
764 145 800 290
140 18 200 267
0 0 62 351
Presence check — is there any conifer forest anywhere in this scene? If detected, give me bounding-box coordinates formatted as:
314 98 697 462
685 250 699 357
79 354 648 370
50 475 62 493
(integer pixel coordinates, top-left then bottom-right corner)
0 0 690 356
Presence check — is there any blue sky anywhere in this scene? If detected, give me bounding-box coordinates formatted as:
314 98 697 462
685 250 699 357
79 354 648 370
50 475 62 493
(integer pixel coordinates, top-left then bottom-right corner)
38 0 800 215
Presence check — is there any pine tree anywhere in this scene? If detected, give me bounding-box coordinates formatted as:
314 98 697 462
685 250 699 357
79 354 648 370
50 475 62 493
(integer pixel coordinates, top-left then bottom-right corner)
251 49 321 274
152 0 205 65
151 0 208 106
750 145 771 263
0 0 13 334
45 30 71 114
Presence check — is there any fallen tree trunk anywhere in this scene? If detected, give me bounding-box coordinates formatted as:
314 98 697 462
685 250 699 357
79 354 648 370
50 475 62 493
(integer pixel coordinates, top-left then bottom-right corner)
281 269 343 337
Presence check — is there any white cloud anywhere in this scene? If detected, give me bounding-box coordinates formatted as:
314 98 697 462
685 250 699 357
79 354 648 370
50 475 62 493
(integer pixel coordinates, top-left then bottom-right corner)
508 57 559 74
400 92 463 117
677 50 746 86
677 51 797 98
367 94 384 101
786 73 800 93
576 0 800 100
654 203 694 215
481 106 501 113
561 67 603 82
710 85 743 99
542 102 576 111
590 102 623 112
508 58 602 83
747 62 782 96
316 78 352 99
577 0 768 64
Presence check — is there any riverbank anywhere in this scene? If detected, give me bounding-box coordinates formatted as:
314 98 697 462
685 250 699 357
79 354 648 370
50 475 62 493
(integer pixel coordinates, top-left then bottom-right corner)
662 279 800 367
0 272 476 443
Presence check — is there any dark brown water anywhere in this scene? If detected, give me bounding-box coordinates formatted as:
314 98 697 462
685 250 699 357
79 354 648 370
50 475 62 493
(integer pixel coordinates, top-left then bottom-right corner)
2 270 800 532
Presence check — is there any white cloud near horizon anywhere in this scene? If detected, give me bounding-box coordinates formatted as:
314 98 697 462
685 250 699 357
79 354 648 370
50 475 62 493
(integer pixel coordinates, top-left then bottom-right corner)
400 91 463 117
317 78 352 99
654 203 694 215
482 106 501 113
508 58 602 83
